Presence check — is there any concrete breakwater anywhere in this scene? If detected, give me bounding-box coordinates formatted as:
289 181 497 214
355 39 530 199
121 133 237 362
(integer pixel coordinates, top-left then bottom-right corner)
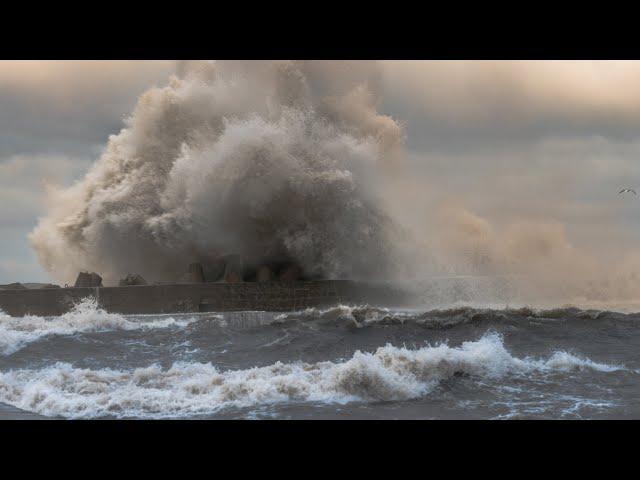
0 281 411 317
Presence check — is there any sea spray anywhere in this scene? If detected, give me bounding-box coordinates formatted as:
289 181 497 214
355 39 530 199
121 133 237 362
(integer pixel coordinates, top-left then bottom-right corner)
29 61 404 284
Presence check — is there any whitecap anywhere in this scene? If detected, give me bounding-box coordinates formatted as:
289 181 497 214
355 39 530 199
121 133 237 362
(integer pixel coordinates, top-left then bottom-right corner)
0 298 206 355
0 332 627 419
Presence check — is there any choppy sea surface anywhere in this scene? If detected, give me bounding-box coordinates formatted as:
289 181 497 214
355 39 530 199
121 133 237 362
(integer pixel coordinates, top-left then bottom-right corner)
1 298 639 419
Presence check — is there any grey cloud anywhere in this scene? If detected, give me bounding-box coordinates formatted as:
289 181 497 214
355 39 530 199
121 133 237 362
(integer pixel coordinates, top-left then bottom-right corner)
2 60 640 302
1 227 51 282
0 153 93 211
381 61 640 151
0 61 176 157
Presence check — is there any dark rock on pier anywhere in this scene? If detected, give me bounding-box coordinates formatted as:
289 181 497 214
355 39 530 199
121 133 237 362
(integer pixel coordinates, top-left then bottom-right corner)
187 263 205 283
223 254 243 283
74 272 103 288
279 264 303 281
118 274 147 286
256 265 273 282
202 258 226 282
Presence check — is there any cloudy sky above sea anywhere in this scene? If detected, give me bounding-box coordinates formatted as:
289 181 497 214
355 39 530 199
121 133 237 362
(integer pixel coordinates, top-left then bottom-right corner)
2 60 640 283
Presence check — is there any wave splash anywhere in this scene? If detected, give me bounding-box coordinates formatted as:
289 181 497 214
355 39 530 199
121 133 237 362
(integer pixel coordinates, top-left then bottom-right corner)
0 332 624 419
0 298 202 356
29 61 404 284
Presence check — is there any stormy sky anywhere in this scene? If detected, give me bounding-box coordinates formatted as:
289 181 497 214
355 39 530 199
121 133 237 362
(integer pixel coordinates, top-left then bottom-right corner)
2 60 640 284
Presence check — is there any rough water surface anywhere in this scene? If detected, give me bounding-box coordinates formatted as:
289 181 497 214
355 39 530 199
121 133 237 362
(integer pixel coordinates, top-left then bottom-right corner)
1 299 639 419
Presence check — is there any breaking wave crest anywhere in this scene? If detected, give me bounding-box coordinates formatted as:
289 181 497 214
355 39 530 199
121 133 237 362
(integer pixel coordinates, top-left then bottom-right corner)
0 332 625 419
0 298 201 356
272 304 640 329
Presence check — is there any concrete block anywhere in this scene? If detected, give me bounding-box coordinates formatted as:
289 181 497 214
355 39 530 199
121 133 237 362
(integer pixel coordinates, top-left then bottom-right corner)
223 254 243 283
119 274 147 286
74 272 102 288
187 263 205 283
256 265 273 282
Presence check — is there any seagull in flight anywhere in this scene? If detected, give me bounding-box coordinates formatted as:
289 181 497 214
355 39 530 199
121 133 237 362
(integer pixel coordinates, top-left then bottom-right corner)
619 188 637 195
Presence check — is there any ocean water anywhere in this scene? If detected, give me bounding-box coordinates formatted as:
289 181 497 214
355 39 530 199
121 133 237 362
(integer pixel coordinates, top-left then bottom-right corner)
1 298 639 420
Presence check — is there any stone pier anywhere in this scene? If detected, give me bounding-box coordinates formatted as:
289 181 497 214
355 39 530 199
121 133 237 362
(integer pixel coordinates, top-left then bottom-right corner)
0 280 412 317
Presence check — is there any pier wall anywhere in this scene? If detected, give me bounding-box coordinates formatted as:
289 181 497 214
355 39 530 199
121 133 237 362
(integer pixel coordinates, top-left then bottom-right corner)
0 281 411 317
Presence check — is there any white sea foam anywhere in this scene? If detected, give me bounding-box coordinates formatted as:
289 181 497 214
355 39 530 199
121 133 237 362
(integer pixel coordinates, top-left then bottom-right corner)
0 298 202 356
0 332 625 419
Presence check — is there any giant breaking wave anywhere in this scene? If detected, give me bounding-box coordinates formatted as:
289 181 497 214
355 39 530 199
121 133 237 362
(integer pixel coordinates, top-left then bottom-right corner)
29 61 404 284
